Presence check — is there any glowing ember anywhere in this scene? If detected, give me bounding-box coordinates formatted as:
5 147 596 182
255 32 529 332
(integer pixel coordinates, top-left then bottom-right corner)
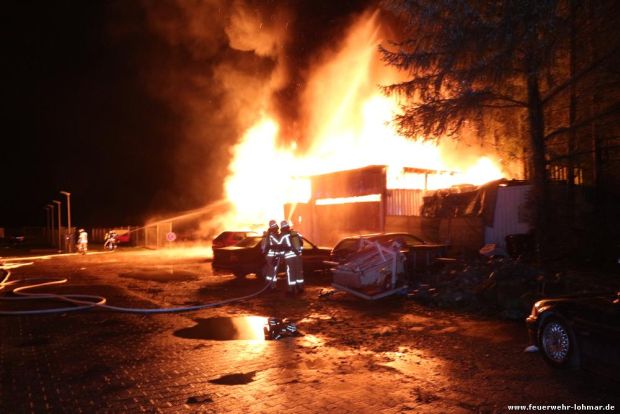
221 13 506 229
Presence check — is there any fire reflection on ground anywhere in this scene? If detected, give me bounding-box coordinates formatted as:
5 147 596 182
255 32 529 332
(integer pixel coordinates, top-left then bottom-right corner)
174 316 268 341
3 251 614 412
379 347 446 378
0 246 213 264
121 245 214 260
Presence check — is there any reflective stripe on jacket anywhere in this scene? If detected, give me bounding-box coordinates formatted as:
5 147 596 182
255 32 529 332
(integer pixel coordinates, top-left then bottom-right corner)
261 231 281 255
281 231 302 256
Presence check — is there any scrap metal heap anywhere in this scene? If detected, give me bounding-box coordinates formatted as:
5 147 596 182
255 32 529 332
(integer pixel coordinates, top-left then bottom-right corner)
263 317 301 340
332 239 408 300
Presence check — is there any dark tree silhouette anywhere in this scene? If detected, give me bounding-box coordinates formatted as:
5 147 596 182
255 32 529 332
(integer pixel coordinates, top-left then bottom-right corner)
380 0 620 259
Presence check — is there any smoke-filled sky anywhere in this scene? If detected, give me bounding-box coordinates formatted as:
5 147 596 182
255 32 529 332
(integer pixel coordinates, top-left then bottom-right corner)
3 0 377 228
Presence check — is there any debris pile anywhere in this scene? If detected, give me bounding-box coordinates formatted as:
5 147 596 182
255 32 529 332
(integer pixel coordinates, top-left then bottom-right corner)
332 240 405 289
410 258 551 319
331 240 408 300
263 317 301 340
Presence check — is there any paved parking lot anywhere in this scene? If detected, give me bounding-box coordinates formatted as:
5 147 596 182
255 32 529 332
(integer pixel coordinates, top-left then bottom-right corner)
1 249 619 413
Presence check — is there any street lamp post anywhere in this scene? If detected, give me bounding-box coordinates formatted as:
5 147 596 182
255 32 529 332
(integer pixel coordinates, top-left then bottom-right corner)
47 203 55 247
60 191 72 252
43 206 51 244
52 200 62 252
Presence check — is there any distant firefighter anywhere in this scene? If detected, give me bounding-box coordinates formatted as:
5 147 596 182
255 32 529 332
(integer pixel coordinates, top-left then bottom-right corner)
77 228 88 255
104 230 118 251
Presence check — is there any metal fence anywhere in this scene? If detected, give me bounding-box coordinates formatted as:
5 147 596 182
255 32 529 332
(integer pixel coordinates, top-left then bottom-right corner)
142 222 173 249
385 189 426 216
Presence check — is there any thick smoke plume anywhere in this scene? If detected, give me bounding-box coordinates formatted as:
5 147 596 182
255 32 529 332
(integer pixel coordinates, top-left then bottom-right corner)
130 0 508 239
137 0 375 234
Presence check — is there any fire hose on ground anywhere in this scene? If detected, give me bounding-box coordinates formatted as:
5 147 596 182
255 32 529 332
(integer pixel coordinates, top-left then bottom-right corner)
0 262 275 316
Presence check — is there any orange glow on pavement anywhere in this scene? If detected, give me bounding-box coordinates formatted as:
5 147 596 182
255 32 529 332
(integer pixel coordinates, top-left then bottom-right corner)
236 316 268 341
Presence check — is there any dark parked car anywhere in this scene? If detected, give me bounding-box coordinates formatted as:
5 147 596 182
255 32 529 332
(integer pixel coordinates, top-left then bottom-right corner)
526 292 620 376
0 232 25 247
212 235 331 278
328 233 448 279
212 231 259 249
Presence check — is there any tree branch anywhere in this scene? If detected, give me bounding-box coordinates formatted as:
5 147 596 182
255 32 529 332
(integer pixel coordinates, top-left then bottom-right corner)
548 144 620 163
544 101 620 141
541 47 619 105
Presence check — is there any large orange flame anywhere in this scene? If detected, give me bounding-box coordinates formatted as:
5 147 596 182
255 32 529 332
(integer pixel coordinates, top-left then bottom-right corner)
221 12 505 230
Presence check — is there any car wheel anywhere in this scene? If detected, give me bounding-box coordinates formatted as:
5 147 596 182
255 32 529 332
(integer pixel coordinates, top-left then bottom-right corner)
538 316 580 369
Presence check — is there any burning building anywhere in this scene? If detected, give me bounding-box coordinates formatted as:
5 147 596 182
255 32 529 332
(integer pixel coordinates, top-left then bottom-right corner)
141 3 520 242
211 9 518 241
285 166 532 255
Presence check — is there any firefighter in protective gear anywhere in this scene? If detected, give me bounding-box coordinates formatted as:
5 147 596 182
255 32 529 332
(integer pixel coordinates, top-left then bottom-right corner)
104 230 118 251
260 220 281 287
280 220 304 294
77 228 88 255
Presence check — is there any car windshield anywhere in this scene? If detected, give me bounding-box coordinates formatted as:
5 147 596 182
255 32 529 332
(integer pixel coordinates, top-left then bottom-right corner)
213 232 230 242
302 238 315 249
333 239 358 254
234 236 262 248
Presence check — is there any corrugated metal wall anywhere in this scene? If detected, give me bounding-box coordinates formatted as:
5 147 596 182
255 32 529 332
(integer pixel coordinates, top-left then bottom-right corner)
314 202 381 247
312 166 386 198
484 184 532 248
385 216 441 242
386 189 425 216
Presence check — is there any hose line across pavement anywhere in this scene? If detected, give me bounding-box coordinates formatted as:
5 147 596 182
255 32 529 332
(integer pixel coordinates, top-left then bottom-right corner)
0 262 273 316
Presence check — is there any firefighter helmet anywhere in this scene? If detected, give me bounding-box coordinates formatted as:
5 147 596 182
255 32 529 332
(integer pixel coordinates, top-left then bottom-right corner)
268 220 278 229
280 220 290 229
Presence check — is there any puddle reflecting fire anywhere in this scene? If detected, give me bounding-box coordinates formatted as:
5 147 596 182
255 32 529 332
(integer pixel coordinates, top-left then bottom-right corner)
174 316 267 341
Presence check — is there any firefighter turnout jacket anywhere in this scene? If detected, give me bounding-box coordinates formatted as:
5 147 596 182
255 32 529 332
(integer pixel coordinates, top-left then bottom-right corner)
281 231 302 256
261 230 281 257
281 230 304 290
261 229 281 284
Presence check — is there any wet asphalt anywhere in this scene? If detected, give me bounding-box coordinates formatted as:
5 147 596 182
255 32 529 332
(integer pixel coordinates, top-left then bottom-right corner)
1 248 619 413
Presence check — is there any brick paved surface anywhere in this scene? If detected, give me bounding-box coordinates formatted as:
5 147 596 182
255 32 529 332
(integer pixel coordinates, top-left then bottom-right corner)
1 250 619 413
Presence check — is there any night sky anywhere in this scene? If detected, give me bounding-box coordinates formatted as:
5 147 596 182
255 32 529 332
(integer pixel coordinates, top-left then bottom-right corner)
3 0 374 228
